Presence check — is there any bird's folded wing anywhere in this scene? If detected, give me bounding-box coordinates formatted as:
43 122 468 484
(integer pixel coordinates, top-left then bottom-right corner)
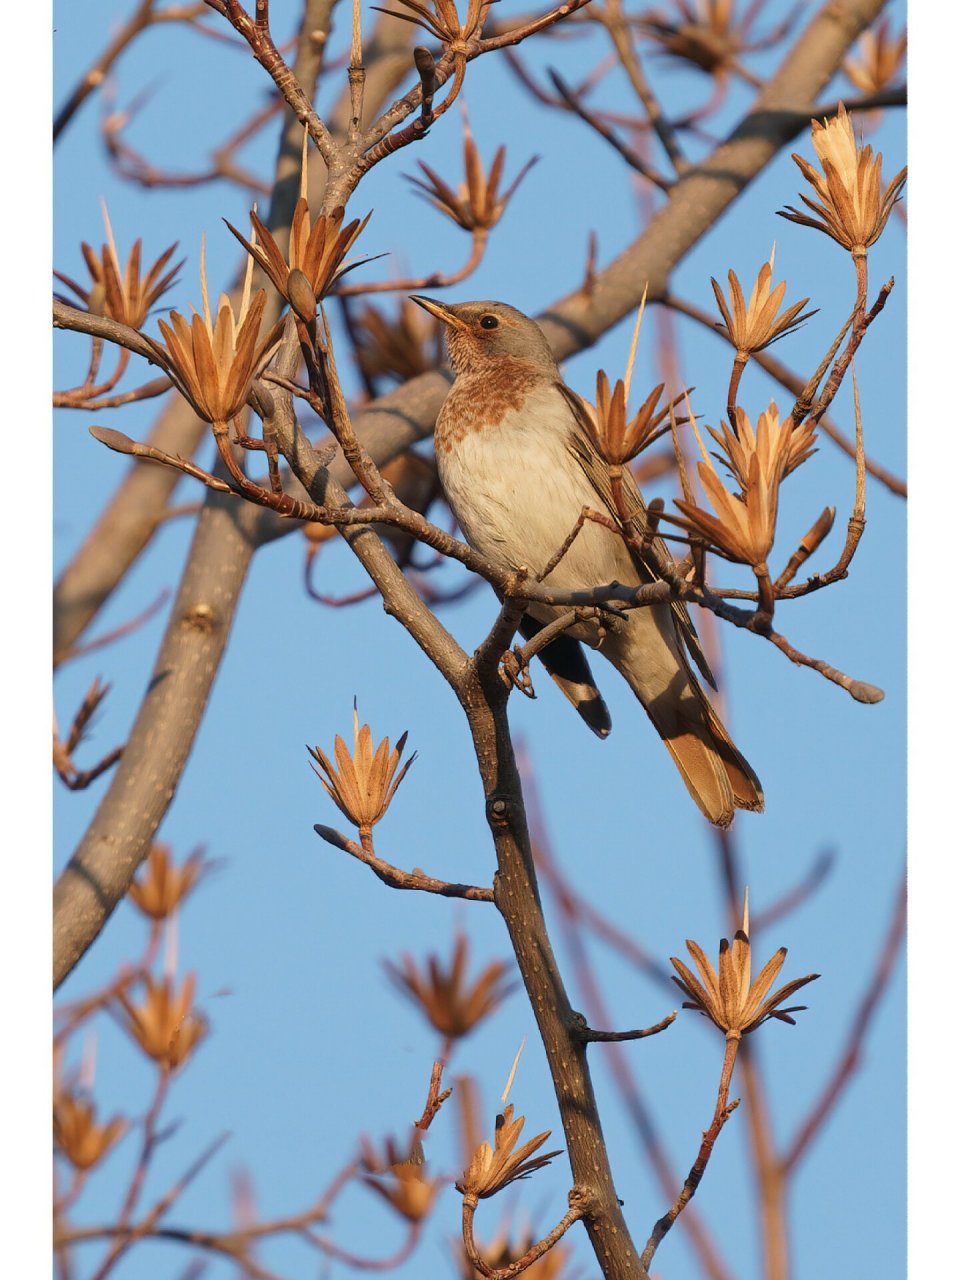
555 382 717 691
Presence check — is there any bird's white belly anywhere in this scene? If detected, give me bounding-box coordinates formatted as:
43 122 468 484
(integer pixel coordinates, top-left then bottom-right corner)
438 404 636 593
437 376 689 695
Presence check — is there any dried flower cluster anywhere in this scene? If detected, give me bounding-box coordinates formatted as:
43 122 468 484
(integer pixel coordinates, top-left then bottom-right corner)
671 894 819 1038
407 122 536 234
844 17 906 96
226 204 370 315
54 203 182 329
128 843 207 920
669 403 816 567
385 933 515 1040
711 253 814 358
376 0 494 51
116 973 207 1072
352 298 444 385
143 238 276 427
457 1104 561 1201
579 369 675 467
308 707 416 838
54 1088 126 1171
639 0 743 78
224 129 369 319
779 103 906 254
361 1132 441 1223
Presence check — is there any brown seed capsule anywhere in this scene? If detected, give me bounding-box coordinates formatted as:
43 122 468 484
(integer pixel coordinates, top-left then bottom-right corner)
287 267 318 325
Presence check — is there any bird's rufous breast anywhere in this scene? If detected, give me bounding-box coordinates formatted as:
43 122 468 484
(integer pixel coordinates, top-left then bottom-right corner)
434 359 541 455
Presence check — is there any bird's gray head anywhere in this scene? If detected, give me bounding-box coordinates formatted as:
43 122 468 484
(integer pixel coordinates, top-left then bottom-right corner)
410 297 558 377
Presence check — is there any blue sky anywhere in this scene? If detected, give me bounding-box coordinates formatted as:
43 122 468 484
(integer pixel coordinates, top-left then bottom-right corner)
40 2 924 1278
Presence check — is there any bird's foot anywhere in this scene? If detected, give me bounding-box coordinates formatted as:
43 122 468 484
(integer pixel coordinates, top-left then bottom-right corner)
499 646 536 698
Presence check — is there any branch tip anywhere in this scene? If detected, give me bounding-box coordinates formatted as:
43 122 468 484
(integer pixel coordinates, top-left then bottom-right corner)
849 680 884 705
89 425 137 454
313 823 353 851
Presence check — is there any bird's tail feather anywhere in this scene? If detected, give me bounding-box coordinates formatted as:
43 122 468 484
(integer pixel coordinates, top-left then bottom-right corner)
617 640 764 827
652 691 764 827
520 615 612 738
695 690 765 815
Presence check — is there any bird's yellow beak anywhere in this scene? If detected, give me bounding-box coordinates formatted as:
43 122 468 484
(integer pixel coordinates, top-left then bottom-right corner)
409 295 469 331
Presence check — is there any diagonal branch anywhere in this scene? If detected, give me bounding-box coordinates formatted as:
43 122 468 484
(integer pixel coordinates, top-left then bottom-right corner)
781 871 906 1173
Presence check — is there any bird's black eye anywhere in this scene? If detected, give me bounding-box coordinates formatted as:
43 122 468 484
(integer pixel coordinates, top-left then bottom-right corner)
479 314 499 330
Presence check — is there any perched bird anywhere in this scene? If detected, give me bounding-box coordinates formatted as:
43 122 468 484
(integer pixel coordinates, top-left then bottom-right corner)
411 297 763 828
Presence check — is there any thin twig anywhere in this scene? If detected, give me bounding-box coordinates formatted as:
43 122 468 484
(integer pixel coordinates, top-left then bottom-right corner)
580 1012 677 1042
313 825 494 900
782 871 906 1173
641 1036 741 1270
59 591 172 664
54 0 157 141
461 1190 587 1280
548 69 671 190
751 852 835 934
335 228 489 296
601 0 687 175
55 376 174 412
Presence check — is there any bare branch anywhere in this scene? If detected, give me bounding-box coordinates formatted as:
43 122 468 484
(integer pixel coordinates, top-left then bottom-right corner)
642 1038 741 1270
782 871 906 1173
313 825 494 901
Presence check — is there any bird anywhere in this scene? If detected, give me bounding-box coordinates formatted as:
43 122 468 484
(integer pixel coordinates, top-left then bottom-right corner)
410 296 764 828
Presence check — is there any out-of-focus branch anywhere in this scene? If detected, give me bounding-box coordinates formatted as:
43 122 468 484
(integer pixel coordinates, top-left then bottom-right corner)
103 94 281 195
53 680 125 792
523 754 734 1280
52 384 208 668
782 871 906 1173
600 0 688 175
751 851 836 934
547 69 672 190
53 1 208 142
803 83 906 119
58 591 171 665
